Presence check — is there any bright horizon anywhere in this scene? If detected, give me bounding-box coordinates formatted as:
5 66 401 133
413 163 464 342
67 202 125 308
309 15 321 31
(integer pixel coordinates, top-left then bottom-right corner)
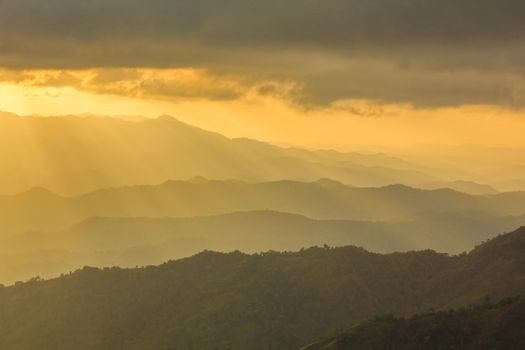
1 2 525 348
2 81 525 151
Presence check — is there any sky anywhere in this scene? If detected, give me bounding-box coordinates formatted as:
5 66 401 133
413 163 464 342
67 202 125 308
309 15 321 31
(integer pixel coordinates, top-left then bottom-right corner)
1 0 525 149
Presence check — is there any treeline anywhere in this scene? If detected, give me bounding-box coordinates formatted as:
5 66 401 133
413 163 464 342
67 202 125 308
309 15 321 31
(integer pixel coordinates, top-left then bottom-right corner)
0 227 523 349
301 297 525 350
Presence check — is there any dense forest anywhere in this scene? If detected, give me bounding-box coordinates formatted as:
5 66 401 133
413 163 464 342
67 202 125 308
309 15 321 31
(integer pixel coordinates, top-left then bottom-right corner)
0 226 523 350
300 297 525 350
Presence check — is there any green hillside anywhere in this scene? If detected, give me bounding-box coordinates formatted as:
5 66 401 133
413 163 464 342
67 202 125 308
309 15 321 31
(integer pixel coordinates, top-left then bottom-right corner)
300 297 525 350
0 227 524 350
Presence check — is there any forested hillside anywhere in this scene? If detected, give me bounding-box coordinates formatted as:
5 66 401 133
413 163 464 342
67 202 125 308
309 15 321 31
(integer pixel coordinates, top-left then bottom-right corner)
300 298 525 350
0 227 524 350
1 210 524 284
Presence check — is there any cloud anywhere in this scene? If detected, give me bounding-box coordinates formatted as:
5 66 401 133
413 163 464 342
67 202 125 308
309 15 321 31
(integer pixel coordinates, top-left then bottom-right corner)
0 68 253 101
1 0 525 107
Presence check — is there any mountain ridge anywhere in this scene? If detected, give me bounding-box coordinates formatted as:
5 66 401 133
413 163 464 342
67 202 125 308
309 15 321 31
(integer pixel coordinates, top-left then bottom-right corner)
0 226 524 350
0 113 443 195
1 178 525 237
299 297 525 350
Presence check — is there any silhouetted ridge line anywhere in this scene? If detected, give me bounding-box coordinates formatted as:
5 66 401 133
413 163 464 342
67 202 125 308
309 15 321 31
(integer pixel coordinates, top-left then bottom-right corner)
0 227 524 349
299 297 525 350
0 113 446 195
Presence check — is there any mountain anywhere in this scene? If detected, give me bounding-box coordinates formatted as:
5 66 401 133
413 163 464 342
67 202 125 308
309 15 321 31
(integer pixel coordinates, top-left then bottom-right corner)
394 144 525 191
0 113 438 195
300 297 525 350
19 210 525 254
1 210 524 284
495 179 525 192
0 227 524 350
2 179 525 236
421 180 499 195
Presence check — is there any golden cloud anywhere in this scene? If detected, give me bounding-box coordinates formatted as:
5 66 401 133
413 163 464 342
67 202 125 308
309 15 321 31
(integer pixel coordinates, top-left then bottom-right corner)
0 68 306 103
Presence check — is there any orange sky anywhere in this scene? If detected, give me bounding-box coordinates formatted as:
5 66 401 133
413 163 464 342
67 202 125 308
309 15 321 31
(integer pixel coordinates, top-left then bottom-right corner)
1 0 525 153
1 69 525 151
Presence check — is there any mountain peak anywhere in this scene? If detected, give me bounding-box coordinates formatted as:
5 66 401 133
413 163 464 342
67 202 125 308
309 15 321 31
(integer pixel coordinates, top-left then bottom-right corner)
470 226 525 259
156 115 180 122
0 111 18 120
187 176 210 184
315 178 346 188
17 186 61 199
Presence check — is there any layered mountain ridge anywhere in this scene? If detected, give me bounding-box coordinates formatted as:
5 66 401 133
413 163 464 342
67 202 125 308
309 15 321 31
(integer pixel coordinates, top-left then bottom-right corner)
2 178 525 235
0 114 437 195
0 226 524 350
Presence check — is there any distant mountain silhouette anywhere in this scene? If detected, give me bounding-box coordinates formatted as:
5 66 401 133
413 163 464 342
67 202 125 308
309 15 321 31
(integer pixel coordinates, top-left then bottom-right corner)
420 180 499 195
0 114 439 195
1 179 525 235
18 186 62 199
495 179 525 192
0 227 524 350
1 210 524 284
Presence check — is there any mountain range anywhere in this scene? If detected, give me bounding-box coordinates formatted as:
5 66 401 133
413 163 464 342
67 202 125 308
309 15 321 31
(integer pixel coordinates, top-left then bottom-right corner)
3 112 523 195
1 113 524 348
1 209 524 284
300 297 525 350
0 176 524 284
2 178 525 236
0 226 524 350
0 113 439 195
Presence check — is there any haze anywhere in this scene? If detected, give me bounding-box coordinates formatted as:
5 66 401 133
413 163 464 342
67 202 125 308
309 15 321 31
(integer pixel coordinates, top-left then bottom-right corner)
0 1 525 349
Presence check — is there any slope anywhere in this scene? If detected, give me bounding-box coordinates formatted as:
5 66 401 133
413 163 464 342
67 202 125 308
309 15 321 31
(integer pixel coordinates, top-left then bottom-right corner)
0 227 524 350
2 179 525 235
0 113 436 195
300 298 525 350
1 210 524 284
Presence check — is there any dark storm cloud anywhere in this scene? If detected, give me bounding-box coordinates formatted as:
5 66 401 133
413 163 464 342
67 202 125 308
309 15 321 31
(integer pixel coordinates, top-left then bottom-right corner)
1 0 525 107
